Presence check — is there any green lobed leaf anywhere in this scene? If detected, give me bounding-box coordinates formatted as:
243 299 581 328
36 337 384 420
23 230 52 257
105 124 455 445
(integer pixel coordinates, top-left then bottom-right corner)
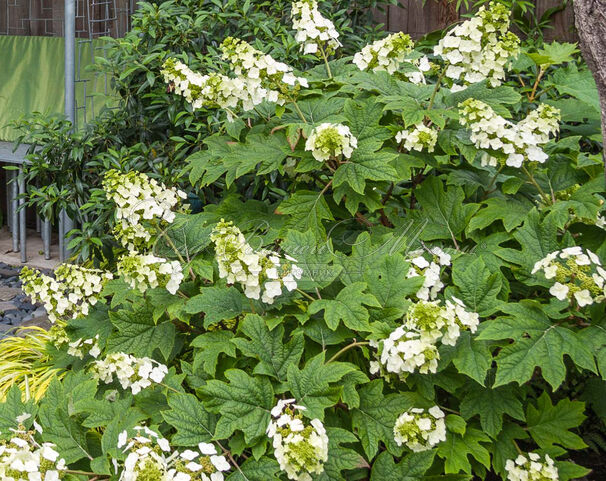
479 305 597 389
107 305 176 360
526 392 587 450
232 314 304 381
450 332 492 386
309 282 381 331
436 428 491 474
412 177 480 243
286 352 355 419
460 385 525 438
162 393 218 446
192 331 237 377
450 256 503 316
370 450 436 480
199 369 274 444
185 286 244 328
352 379 415 459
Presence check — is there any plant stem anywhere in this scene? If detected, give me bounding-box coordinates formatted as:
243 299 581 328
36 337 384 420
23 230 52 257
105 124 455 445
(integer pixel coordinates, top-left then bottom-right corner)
290 98 307 123
327 341 370 363
297 288 317 302
216 441 249 481
528 66 545 102
317 178 333 198
438 405 461 415
482 165 504 199
521 165 551 204
428 68 447 111
159 382 181 394
65 470 99 476
319 45 333 79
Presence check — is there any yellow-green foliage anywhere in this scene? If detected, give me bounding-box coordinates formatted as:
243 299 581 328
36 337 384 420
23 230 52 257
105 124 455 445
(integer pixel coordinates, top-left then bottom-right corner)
0 326 63 402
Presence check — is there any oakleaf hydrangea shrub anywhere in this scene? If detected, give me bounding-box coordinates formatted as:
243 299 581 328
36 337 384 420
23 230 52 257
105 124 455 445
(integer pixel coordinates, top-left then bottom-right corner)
6 1 606 480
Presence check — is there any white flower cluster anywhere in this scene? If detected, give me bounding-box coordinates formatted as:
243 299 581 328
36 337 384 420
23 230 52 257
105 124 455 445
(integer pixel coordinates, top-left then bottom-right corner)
211 220 302 304
532 247 605 307
117 252 184 295
162 58 256 116
406 247 451 301
434 2 520 90
290 0 341 55
20 264 112 324
0 414 66 481
505 453 559 481
103 169 186 252
459 99 560 168
353 32 415 74
371 296 478 378
305 123 358 162
370 329 439 378
163 38 308 121
221 37 308 104
266 399 329 481
405 297 480 346
51 328 101 359
393 406 446 452
117 427 230 481
404 56 432 85
91 352 168 395
396 124 438 153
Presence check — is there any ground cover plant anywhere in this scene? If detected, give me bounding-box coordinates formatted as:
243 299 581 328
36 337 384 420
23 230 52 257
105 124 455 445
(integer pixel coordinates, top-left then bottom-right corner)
2 1 606 480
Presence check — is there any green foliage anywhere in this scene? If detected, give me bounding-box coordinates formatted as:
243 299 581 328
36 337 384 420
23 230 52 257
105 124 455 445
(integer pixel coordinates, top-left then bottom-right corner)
9 2 606 480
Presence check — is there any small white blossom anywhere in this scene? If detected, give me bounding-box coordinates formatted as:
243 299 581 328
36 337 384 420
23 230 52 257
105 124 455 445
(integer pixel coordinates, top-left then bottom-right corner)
533 248 605 306
211 220 302 305
50 329 102 359
353 32 415 74
0 417 66 481
221 37 308 106
406 247 451 300
459 100 560 168
305 123 357 162
91 353 168 395
291 0 341 55
103 169 186 252
434 2 520 89
267 399 329 481
162 58 262 120
371 328 440 379
393 406 446 452
505 453 559 481
117 252 184 295
405 298 479 346
20 264 112 324
396 124 438 153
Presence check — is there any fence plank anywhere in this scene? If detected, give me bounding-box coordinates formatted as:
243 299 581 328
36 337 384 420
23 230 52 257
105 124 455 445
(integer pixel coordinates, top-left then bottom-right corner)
384 0 577 42
536 0 576 42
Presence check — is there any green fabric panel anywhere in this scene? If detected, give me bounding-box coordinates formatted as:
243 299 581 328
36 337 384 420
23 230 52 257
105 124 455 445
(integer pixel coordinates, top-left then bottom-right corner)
0 36 113 142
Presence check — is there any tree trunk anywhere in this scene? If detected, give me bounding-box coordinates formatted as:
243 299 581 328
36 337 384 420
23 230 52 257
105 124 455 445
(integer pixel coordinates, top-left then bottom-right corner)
573 0 606 184
438 0 459 29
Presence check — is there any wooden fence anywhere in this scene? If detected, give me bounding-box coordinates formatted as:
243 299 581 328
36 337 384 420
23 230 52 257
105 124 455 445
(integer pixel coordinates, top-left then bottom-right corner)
0 0 577 42
379 0 577 42
0 0 133 38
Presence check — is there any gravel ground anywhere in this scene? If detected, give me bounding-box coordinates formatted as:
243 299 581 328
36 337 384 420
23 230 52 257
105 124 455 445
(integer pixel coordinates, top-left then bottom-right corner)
0 262 47 337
